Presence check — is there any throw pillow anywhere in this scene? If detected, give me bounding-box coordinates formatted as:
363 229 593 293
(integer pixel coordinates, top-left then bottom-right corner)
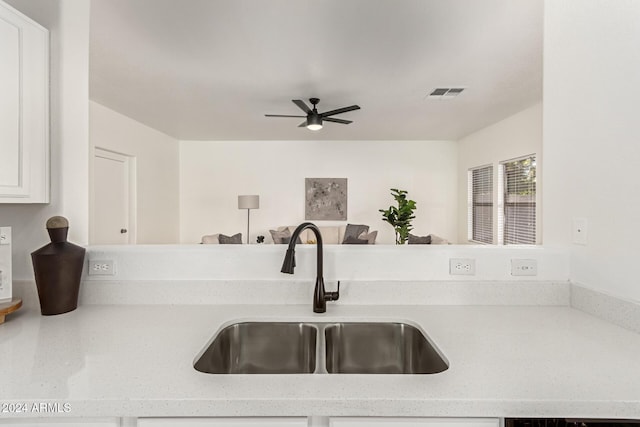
269 229 288 244
357 230 378 244
218 233 242 244
342 224 369 244
269 228 302 244
408 233 432 244
201 234 220 244
428 234 450 244
343 236 368 244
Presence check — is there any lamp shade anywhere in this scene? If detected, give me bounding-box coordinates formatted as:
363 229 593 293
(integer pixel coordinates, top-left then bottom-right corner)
238 195 259 209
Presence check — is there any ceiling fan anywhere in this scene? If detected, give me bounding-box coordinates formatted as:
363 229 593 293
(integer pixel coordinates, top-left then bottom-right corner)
265 98 360 131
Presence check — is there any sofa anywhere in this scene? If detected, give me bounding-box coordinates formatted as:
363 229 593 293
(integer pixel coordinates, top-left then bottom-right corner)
270 224 377 244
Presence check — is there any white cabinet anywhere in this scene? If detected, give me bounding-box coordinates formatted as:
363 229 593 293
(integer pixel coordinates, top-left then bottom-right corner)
329 418 500 427
137 418 498 427
0 0 49 203
0 417 500 427
138 419 308 427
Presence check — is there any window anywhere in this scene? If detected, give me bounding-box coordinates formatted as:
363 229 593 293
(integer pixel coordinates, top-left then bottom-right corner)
468 165 493 244
500 155 536 245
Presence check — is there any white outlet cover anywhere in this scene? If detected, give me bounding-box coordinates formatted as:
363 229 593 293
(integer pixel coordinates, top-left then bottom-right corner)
573 217 588 245
511 259 537 276
449 258 476 275
88 259 116 276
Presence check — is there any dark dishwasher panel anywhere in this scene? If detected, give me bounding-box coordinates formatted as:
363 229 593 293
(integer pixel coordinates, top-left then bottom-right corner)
506 419 640 427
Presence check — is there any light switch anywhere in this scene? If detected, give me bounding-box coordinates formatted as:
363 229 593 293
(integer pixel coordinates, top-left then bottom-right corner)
511 259 537 276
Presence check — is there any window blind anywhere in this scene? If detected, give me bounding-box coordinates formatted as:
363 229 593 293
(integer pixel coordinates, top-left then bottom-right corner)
469 165 493 244
501 156 536 245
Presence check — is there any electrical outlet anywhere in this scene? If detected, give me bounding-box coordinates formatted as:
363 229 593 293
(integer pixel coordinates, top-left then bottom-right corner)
511 259 537 276
0 227 11 245
88 260 116 276
449 258 475 275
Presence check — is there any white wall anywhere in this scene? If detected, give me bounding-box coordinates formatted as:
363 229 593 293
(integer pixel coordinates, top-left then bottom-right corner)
179 140 458 245
543 1 640 302
457 103 542 244
90 101 180 244
0 0 90 280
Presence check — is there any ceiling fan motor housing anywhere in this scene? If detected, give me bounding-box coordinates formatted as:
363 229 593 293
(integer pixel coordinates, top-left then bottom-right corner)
307 113 322 127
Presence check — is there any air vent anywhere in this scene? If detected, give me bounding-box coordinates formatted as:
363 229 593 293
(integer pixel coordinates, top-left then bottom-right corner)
428 88 465 99
429 88 449 96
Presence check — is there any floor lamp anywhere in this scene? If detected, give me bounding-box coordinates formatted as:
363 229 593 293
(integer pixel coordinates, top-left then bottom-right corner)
238 195 259 244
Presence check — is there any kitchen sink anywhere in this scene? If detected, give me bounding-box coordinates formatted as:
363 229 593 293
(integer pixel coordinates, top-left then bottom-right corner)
324 322 449 374
194 322 317 374
194 321 448 375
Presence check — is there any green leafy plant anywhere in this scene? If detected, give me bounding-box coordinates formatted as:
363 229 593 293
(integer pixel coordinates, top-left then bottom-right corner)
379 188 417 244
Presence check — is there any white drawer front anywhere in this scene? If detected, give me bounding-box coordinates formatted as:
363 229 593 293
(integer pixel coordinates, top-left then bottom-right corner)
138 418 308 427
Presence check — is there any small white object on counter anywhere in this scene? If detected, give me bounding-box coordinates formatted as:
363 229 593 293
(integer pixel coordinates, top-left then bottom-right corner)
0 226 11 301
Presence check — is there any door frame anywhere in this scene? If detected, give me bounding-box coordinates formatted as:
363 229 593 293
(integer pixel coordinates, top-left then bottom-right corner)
90 147 137 244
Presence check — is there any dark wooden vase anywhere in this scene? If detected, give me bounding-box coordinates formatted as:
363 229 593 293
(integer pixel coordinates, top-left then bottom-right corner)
31 223 86 315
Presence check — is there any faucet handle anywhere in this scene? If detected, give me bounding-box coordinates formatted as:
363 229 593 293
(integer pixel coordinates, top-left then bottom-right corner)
325 280 340 302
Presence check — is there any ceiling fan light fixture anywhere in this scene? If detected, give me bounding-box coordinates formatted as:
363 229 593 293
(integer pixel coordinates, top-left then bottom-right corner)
306 115 323 131
265 98 359 130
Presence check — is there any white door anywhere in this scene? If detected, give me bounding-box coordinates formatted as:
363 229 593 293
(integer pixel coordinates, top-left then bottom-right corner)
92 148 135 244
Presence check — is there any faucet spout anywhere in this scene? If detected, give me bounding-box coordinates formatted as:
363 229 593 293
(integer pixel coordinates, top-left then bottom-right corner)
280 248 296 274
280 222 339 313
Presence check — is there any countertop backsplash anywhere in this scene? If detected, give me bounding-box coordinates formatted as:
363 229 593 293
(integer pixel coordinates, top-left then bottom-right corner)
12 243 640 334
83 244 570 282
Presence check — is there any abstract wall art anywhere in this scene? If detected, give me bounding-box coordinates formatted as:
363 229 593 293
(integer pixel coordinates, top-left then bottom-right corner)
305 178 348 221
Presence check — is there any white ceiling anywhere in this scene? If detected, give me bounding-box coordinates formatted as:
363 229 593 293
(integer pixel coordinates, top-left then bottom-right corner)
89 0 542 141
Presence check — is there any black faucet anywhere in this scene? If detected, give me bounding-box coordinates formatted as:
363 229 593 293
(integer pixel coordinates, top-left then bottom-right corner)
280 222 340 313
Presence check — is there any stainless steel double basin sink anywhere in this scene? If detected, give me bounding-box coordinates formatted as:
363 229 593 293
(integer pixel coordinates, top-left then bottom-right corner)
194 321 448 375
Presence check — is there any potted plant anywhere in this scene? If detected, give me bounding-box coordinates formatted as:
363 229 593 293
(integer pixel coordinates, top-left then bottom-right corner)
379 188 417 244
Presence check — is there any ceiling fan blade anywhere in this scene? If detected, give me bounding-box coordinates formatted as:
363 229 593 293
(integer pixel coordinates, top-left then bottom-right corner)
324 117 352 125
292 99 312 114
265 114 306 118
298 121 308 127
321 105 360 117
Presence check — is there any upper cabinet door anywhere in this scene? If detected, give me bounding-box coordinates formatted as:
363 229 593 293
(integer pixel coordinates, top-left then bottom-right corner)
0 0 49 203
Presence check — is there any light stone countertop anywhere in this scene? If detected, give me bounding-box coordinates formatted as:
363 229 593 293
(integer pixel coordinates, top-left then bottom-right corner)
1 301 640 420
